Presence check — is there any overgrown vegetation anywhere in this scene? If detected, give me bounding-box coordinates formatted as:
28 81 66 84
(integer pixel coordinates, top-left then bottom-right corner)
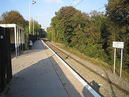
47 0 129 73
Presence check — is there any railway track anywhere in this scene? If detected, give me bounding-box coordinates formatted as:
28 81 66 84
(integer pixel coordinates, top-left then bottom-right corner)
44 40 129 96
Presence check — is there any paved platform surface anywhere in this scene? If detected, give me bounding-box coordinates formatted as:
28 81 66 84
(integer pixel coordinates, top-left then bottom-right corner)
6 40 86 97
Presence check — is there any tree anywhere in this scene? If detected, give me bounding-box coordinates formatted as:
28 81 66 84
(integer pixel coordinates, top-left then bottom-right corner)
51 6 79 44
106 0 129 69
106 0 129 26
0 10 26 27
48 6 108 61
47 3 129 73
29 19 41 35
50 6 89 45
47 27 55 41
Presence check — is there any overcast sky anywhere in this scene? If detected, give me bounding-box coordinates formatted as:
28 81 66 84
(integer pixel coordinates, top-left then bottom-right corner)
0 0 108 29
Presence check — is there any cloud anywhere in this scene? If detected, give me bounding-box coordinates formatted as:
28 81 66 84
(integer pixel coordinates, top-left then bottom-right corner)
44 0 62 3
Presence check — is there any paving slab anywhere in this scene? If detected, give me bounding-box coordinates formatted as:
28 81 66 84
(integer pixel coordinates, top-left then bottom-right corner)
6 41 69 97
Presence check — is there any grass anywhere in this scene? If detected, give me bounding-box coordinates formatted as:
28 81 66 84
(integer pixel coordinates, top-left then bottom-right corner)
52 41 129 81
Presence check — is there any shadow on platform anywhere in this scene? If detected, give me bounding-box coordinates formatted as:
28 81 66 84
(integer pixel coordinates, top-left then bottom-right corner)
6 56 82 97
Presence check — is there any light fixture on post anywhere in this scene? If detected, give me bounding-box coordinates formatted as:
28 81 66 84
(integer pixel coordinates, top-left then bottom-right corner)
32 0 36 4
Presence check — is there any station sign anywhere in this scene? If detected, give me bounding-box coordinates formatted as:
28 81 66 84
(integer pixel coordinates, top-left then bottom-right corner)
113 41 124 49
112 41 124 77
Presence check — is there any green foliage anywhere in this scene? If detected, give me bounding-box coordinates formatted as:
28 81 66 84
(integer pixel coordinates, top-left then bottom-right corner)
0 10 26 27
47 27 55 41
29 19 41 35
106 0 129 70
47 6 109 62
47 3 129 73
106 0 129 26
0 10 44 36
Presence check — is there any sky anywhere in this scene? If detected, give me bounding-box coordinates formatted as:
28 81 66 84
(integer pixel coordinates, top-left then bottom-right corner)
0 0 108 29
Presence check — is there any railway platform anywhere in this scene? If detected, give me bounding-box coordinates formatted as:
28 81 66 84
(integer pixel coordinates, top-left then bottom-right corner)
4 40 100 97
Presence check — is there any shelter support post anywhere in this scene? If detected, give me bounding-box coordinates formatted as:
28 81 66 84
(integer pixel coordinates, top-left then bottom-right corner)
14 27 17 57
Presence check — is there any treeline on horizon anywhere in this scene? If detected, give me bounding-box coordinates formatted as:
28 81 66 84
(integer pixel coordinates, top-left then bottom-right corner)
0 10 46 37
47 0 129 72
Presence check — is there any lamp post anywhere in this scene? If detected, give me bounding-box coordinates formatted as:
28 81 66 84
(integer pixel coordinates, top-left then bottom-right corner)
32 0 36 35
29 0 30 34
33 18 34 35
29 0 36 34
